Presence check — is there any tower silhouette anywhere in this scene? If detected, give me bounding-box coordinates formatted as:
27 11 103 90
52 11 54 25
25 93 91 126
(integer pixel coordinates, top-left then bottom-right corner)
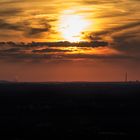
14 76 19 83
125 72 128 82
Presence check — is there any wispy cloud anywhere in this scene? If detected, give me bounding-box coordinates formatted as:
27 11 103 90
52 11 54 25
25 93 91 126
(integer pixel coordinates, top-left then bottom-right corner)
0 0 140 63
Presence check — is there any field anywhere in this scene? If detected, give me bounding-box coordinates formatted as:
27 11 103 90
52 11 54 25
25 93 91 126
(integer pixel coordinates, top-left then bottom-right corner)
0 82 140 138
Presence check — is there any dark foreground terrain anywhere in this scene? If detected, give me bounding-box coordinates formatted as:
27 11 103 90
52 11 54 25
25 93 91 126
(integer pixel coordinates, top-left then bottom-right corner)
0 82 140 139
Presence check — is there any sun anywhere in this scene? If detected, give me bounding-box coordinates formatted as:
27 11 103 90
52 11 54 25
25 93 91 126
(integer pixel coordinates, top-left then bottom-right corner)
58 14 90 42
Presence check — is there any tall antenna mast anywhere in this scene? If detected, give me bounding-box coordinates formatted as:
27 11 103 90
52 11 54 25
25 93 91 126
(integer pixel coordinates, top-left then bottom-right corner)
14 76 19 83
125 72 128 82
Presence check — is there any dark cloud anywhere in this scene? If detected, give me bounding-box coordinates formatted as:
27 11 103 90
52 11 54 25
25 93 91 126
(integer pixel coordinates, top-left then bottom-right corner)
32 48 72 53
0 0 22 4
82 0 124 5
86 21 140 61
0 41 108 48
94 11 131 19
82 0 140 5
0 40 136 63
0 8 22 17
0 18 51 37
0 41 108 49
0 51 135 64
88 21 140 39
112 31 140 54
25 26 51 37
0 48 20 53
61 53 134 60
0 19 22 31
88 21 140 46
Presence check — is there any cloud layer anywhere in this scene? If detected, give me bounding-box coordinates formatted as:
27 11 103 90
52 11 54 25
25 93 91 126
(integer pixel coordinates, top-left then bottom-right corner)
0 0 140 62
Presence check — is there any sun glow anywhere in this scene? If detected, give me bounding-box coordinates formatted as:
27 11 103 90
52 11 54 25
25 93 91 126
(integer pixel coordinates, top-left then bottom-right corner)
59 14 90 42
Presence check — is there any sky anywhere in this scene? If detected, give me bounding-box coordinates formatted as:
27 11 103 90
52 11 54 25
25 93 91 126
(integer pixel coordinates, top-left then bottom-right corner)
0 0 140 82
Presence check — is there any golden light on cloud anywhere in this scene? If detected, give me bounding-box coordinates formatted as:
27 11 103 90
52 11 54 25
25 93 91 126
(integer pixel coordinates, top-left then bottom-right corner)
58 13 90 42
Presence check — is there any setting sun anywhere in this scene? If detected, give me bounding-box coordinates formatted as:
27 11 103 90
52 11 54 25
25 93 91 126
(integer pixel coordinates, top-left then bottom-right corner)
59 14 90 42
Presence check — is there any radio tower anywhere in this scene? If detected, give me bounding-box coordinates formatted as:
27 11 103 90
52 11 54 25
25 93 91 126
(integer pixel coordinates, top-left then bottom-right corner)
14 76 19 83
125 72 128 82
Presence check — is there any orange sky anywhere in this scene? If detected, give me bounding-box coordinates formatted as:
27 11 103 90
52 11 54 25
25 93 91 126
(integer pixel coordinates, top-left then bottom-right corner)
0 0 140 81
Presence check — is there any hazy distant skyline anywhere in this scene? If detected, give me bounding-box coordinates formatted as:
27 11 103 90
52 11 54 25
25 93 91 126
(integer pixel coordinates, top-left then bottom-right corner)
0 0 140 81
